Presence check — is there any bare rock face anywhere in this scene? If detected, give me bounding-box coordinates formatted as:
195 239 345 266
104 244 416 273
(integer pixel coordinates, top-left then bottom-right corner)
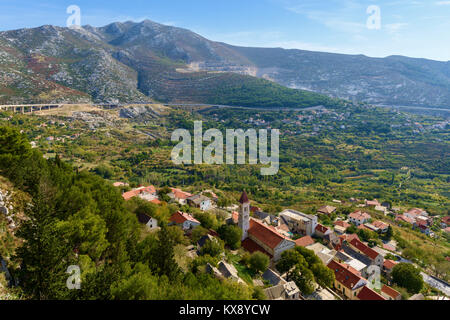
119 106 161 120
0 206 8 216
1 19 449 107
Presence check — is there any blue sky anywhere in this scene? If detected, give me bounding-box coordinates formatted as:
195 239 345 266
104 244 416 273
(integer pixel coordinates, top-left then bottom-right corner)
0 0 449 61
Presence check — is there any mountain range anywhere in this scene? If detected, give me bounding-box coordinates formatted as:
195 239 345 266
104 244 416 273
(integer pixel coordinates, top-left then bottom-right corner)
1 19 449 108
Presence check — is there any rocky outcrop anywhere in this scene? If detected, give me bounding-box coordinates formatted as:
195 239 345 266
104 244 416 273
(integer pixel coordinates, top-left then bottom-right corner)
119 106 161 120
0 189 15 231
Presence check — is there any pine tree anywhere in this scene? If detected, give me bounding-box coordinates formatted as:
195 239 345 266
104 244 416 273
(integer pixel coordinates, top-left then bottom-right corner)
14 185 74 299
153 224 181 280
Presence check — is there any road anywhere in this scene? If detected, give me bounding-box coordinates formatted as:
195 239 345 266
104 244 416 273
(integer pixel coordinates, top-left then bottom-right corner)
421 272 450 296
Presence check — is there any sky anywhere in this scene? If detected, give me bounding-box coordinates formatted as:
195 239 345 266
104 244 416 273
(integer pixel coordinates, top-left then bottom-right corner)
0 0 449 61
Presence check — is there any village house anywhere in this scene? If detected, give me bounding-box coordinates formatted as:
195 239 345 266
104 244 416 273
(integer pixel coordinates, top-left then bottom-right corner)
187 194 212 211
113 182 129 187
201 190 218 203
169 211 201 231
440 216 450 228
363 223 380 233
365 199 381 207
356 285 385 300
374 205 388 214
396 215 415 225
346 237 384 268
323 232 340 249
348 211 371 226
372 221 389 233
333 220 351 234
405 208 428 219
262 268 286 286
168 188 193 205
226 211 239 225
294 236 315 247
317 205 337 216
315 224 332 238
206 261 245 285
382 259 398 279
264 281 301 300
238 192 295 261
381 285 401 300
261 267 302 301
414 219 431 235
327 260 367 300
217 261 245 284
279 209 318 236
333 250 367 276
122 185 158 202
137 213 159 231
306 243 336 265
197 234 217 251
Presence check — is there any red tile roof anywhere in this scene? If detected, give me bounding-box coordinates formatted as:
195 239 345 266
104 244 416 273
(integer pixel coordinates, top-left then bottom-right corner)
150 199 162 205
339 233 360 245
381 285 401 299
170 211 200 225
295 236 315 247
357 286 385 300
327 260 364 290
373 221 389 230
317 205 336 215
315 223 330 234
170 188 193 200
366 199 380 206
349 238 380 260
442 216 450 226
242 238 273 258
444 227 450 233
383 259 398 270
250 206 262 213
349 211 371 221
122 186 156 201
334 220 351 229
239 191 249 204
396 215 415 224
407 208 424 217
248 218 287 250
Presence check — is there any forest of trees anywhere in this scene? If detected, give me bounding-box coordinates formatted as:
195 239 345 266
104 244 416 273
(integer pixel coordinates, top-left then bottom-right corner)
0 126 256 300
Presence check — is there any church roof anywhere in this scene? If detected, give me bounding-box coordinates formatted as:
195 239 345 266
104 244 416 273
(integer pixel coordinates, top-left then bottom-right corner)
239 191 249 204
248 219 289 250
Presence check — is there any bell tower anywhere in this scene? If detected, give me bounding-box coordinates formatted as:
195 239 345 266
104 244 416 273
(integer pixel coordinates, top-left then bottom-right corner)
238 191 250 241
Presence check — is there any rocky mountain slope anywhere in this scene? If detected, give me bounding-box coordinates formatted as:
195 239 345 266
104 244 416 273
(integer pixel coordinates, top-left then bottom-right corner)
1 20 449 107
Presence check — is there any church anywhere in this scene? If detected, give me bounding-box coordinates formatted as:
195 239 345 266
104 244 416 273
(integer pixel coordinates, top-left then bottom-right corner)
237 191 296 261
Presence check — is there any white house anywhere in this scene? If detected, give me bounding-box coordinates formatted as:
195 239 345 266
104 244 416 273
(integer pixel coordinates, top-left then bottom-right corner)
348 211 371 226
279 209 318 236
169 211 201 230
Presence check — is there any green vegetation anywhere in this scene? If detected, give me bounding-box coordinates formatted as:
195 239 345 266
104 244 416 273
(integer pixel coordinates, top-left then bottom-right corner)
0 126 256 300
218 224 242 250
391 263 424 294
277 246 335 295
248 252 270 274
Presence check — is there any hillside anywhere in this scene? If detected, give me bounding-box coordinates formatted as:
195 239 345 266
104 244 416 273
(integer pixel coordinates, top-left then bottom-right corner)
1 20 449 107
